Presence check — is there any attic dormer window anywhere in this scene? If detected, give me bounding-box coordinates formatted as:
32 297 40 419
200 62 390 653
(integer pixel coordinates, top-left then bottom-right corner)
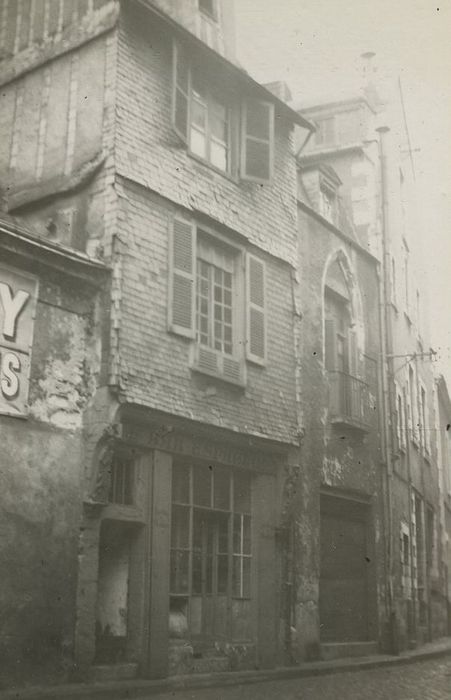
319 183 336 224
198 0 218 20
172 41 275 184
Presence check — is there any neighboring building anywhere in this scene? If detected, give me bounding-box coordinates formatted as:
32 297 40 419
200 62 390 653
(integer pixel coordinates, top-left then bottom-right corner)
0 212 108 689
297 58 447 651
0 0 313 683
434 375 451 635
291 156 384 660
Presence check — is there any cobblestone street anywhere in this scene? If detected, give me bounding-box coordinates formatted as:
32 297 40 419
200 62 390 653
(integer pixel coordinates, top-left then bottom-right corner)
135 658 451 700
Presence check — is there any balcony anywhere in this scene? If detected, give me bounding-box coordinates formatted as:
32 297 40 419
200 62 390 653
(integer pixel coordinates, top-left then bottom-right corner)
328 370 372 431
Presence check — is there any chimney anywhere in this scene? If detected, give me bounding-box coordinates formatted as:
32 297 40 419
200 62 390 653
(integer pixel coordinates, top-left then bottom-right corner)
361 51 376 83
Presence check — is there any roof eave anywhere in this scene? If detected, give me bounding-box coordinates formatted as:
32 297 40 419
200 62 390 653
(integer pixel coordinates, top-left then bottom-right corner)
131 0 315 131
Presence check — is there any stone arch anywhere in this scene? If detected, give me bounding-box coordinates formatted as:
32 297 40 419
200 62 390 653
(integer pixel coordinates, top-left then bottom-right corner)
321 247 365 371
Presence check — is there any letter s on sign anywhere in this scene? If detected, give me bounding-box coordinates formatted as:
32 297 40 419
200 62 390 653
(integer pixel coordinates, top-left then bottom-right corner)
1 352 21 398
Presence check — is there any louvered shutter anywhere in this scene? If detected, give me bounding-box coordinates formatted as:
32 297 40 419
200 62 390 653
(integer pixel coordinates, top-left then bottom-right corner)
172 42 190 143
246 254 266 364
324 319 337 371
241 100 274 183
168 217 196 338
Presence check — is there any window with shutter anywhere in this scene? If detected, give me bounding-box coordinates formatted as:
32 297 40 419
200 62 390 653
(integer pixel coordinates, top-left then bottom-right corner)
172 42 190 143
246 254 266 365
168 217 196 338
191 230 246 385
172 43 277 183
241 100 274 183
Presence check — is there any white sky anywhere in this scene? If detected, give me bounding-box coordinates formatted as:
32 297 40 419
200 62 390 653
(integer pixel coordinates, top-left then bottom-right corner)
235 0 451 384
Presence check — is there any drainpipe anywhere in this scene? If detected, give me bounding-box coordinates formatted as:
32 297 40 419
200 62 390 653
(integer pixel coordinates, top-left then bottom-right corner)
376 124 399 653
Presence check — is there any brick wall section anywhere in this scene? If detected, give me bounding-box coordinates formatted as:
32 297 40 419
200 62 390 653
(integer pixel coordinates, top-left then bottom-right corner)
115 4 298 266
115 180 299 445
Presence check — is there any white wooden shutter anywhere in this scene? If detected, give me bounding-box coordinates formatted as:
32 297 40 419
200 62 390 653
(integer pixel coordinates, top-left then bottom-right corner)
324 319 337 371
172 42 190 143
168 216 196 338
241 100 274 183
246 254 266 364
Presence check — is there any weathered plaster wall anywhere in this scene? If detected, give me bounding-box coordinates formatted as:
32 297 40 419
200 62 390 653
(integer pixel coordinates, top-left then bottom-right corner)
292 205 385 658
0 262 105 688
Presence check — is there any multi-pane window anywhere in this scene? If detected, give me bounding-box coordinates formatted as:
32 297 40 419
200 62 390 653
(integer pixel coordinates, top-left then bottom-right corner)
168 217 267 382
170 462 252 638
190 74 230 172
196 237 234 355
172 42 274 184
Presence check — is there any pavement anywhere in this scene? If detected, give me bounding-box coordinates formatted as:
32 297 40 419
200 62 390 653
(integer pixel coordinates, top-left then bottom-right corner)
2 638 451 700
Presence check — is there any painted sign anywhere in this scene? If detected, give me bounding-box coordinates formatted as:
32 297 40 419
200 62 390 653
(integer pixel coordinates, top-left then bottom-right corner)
0 264 38 417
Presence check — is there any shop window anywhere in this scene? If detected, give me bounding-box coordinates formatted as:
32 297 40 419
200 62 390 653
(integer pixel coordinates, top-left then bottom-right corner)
170 462 252 641
168 217 267 383
172 41 274 183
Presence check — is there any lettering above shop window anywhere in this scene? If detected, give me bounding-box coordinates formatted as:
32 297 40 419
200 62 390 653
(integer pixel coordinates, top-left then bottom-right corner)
0 264 38 417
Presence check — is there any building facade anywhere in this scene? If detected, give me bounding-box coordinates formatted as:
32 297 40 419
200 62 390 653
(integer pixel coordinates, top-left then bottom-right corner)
290 156 384 660
297 66 448 651
0 0 314 683
0 212 108 688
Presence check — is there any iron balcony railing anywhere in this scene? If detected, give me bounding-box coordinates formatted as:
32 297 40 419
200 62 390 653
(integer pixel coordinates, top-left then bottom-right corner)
328 370 372 430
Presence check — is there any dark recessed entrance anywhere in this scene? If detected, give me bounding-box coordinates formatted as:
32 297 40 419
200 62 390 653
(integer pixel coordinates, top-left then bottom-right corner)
319 494 371 642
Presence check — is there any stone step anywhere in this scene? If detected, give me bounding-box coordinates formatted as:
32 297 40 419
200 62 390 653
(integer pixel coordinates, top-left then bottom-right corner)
321 640 379 661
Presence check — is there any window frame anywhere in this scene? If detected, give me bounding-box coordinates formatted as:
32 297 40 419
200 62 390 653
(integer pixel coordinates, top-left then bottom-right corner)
172 40 275 184
188 72 236 177
195 227 243 360
169 216 267 383
170 462 253 641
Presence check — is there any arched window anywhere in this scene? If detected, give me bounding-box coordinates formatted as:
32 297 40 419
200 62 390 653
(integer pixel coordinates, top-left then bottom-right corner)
323 255 369 429
324 258 358 377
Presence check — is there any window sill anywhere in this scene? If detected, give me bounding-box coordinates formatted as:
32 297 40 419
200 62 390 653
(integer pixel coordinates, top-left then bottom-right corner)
330 415 370 433
187 149 239 186
191 346 246 388
103 503 145 523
